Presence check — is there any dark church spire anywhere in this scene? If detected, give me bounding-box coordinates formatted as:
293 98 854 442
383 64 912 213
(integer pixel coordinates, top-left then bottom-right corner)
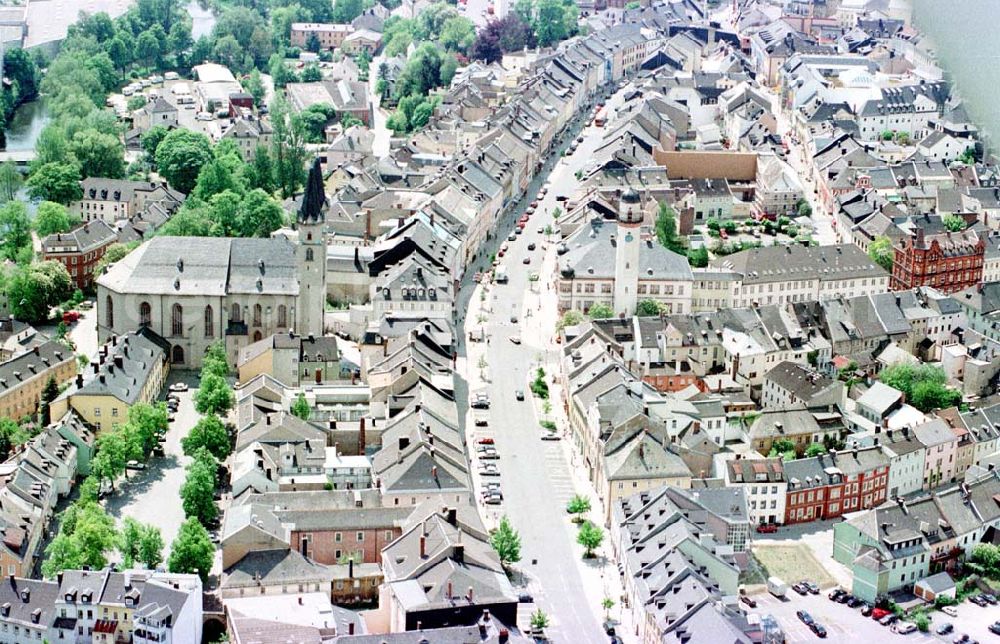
299 158 326 223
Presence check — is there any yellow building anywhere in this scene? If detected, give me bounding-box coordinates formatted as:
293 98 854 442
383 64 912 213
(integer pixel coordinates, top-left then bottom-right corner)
50 330 170 433
0 340 76 421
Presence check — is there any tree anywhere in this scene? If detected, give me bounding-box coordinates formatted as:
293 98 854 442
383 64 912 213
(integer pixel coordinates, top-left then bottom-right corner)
71 502 118 571
42 533 83 578
471 28 502 63
943 214 966 232
588 302 614 319
332 0 364 22
247 147 276 193
879 363 960 412
530 609 549 631
440 16 475 53
34 201 78 237
602 597 615 620
194 372 234 418
805 443 826 457
118 517 144 567
181 449 218 525
39 375 60 426
270 96 308 198
26 162 83 204
576 521 603 558
155 129 214 194
655 202 685 254
0 161 22 202
92 431 129 490
6 261 73 322
95 242 135 276
490 516 522 566
687 245 709 267
556 309 584 332
0 201 31 262
534 0 572 47
566 494 591 523
291 393 311 420
237 189 285 237
796 198 812 218
182 415 231 460
138 524 164 570
0 418 27 460
868 235 894 272
168 517 214 580
244 69 265 107
128 402 168 456
636 300 661 316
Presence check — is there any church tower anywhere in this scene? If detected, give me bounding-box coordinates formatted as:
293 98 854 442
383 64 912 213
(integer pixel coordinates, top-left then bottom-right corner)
613 188 642 317
296 159 327 337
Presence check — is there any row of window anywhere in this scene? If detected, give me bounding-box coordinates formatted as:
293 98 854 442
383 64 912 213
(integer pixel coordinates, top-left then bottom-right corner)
106 298 290 335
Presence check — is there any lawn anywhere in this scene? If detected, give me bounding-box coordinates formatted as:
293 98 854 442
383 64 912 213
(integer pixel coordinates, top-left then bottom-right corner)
753 543 838 588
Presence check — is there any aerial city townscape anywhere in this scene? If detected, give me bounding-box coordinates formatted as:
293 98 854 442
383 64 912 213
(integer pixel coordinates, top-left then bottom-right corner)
3 0 1000 641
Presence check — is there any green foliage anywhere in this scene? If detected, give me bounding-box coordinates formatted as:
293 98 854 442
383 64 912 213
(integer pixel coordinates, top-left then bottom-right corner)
805 443 826 457
294 103 337 143
881 130 895 141
0 418 29 461
181 448 218 525
566 494 591 521
636 299 662 316
943 214 966 232
42 501 117 578
26 162 83 205
687 245 709 267
530 609 549 630
0 201 31 262
34 201 79 237
959 146 977 165
7 261 74 322
913 612 929 632
796 198 812 218
530 368 549 399
868 235 894 272
194 372 234 416
556 309 584 332
655 201 685 254
0 161 22 202
490 516 522 566
155 129 214 194
879 363 961 412
333 0 365 23
587 302 614 319
95 242 136 276
168 518 214 581
182 415 231 460
291 393 312 420
577 520 604 558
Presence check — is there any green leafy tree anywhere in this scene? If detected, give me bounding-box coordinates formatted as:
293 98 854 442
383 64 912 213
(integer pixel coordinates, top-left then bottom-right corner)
182 415 231 460
7 261 73 321
300 64 322 82
490 516 522 566
868 235 894 272
796 198 812 218
72 502 118 571
27 162 83 204
291 393 311 420
92 431 129 490
440 15 476 53
943 214 966 232
194 373 234 416
237 189 286 238
70 128 126 179
168 517 214 580
0 161 23 202
118 517 144 567
577 520 604 558
805 443 826 457
127 402 168 456
566 494 591 523
181 449 218 525
138 524 165 570
636 299 661 316
0 201 31 262
332 0 364 22
270 96 308 198
244 69 265 107
655 201 685 254
39 375 60 426
95 242 135 276
155 129 214 194
556 309 584 332
588 302 614 319
34 201 78 237
42 533 83 578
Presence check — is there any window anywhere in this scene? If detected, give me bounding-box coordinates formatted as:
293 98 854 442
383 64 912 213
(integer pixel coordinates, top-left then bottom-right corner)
231 302 242 322
204 305 214 338
306 248 314 262
335 532 342 542
253 303 262 327
105 295 114 327
139 301 151 326
356 532 364 542
278 304 287 328
171 303 183 336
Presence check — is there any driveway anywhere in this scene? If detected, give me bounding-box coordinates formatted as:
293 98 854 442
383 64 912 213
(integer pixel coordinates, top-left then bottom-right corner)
104 370 202 562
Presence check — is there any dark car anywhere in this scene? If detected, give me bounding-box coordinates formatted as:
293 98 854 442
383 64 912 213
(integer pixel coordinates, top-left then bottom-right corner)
836 593 851 604
739 595 757 609
796 610 814 626
527 242 536 251
953 633 971 643
879 614 898 627
971 595 989 607
518 592 533 603
936 623 954 635
802 581 820 595
522 256 530 264
846 596 863 608
515 390 525 401
828 589 845 601
810 623 827 639
989 623 1000 635
792 583 809 596
981 593 997 605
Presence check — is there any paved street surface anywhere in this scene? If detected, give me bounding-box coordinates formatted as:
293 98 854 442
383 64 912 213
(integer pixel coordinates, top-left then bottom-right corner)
104 370 202 563
453 83 637 642
752 589 1000 643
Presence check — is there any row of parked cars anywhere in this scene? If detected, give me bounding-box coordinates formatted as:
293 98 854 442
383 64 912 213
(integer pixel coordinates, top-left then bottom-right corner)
470 398 503 505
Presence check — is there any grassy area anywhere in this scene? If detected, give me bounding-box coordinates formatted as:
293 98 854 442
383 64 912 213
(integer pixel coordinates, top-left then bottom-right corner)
753 544 837 588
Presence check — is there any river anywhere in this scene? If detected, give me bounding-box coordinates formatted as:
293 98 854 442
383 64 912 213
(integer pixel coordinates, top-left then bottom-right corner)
2 99 49 152
913 0 1000 149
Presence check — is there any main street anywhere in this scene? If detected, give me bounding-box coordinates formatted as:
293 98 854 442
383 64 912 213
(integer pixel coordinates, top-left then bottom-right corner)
453 83 634 641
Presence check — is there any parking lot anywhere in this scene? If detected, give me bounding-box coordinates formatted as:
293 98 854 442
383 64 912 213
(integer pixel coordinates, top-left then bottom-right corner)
750 589 1000 642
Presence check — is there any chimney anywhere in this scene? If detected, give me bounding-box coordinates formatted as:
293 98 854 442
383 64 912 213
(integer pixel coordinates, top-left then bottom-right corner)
466 585 473 601
499 629 510 644
447 581 453 598
447 507 457 526
114 355 123 369
358 417 366 455
419 535 426 558
398 436 410 451
348 623 355 635
297 596 303 605
348 559 354 578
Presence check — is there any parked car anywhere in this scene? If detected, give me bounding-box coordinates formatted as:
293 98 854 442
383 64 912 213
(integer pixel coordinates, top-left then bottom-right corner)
739 594 757 609
509 336 521 344
796 610 813 626
169 383 188 392
756 523 778 533
479 464 500 476
871 607 891 620
989 622 1000 635
540 433 561 441
981 593 997 605
810 623 827 638
936 623 954 635
474 414 489 426
878 614 898 627
478 449 500 460
126 460 146 471
471 393 490 409
508 233 517 242
62 310 81 324
483 492 503 505
828 589 846 601
801 581 820 595
515 389 526 401
477 437 495 445
860 604 873 616
846 596 863 608
518 592 534 603
894 622 917 634
954 631 975 642
836 593 851 604
941 605 959 617
970 595 990 606
792 583 809 596
152 445 165 457
527 242 536 251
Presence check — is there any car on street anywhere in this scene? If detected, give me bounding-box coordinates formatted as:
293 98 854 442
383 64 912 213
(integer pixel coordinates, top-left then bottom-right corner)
478 448 499 460
537 226 545 234
981 593 997 604
796 610 813 626
871 607 891 620
530 201 538 208
518 592 534 603
477 437 495 445
893 622 917 634
828 589 845 601
941 605 959 617
527 242 536 251
515 389 525 401
167 412 176 422
479 464 500 476
860 604 873 616
801 581 820 594
474 414 489 426
756 523 778 533
835 593 851 604
152 445 164 457
792 583 809 596
541 433 561 441
169 383 188 392
810 623 827 638
989 622 1000 635
936 623 954 635
471 393 490 409
739 595 757 609
508 233 517 242
846 596 863 608
126 460 146 471
878 614 898 627
483 492 503 504
522 256 530 264
970 595 989 606
509 336 521 344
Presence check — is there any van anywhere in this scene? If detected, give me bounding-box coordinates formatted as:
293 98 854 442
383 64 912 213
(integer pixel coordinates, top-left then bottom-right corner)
164 71 179 81
495 265 509 284
766 577 788 598
122 86 135 97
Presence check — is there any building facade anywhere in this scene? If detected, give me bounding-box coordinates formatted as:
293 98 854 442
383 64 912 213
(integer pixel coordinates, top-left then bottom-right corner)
890 228 985 294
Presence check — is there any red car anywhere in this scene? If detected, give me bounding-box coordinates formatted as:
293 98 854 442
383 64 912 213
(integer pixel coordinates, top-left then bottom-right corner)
871 608 891 621
756 523 778 533
62 310 81 324
477 438 495 445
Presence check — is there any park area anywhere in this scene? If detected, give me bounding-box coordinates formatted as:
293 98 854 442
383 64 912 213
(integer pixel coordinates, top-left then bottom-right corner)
753 543 838 588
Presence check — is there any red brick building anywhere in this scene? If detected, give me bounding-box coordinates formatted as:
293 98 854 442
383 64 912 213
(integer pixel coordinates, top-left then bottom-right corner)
783 446 889 525
890 227 985 294
41 221 118 290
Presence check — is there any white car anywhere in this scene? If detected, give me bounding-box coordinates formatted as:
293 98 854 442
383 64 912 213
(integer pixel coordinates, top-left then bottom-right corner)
893 622 917 634
164 71 180 80
169 383 189 392
941 605 958 617
196 111 214 121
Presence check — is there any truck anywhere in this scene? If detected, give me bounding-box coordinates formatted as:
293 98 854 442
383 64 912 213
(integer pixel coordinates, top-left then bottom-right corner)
767 577 788 598
495 265 509 284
